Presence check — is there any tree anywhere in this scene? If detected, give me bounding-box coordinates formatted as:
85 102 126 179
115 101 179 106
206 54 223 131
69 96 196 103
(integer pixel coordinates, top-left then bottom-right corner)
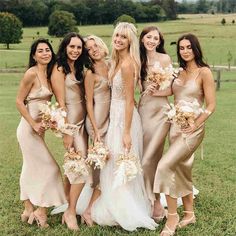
221 18 226 25
0 12 23 49
48 10 78 37
113 14 136 27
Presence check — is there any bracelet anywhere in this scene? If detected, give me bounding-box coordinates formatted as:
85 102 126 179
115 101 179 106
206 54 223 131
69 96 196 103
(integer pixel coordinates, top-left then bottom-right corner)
204 109 212 115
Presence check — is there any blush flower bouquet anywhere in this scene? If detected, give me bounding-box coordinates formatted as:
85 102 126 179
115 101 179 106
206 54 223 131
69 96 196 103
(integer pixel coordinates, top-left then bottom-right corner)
63 148 90 183
86 142 109 169
112 152 142 189
165 99 204 129
39 101 78 137
146 62 182 91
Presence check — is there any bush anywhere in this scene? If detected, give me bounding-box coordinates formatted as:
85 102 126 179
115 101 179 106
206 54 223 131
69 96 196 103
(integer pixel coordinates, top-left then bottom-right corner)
232 19 235 24
48 10 78 37
221 18 226 25
113 14 136 27
0 12 23 49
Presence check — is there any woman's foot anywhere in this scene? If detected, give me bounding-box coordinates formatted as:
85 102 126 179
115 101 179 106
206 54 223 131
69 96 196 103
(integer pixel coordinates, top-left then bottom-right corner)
21 209 34 222
160 212 179 236
81 211 93 227
62 210 79 231
178 211 196 228
28 209 49 228
152 200 167 223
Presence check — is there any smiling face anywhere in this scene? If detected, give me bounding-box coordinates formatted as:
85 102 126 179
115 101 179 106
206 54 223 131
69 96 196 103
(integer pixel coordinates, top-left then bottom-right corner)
113 32 129 52
66 37 83 62
142 30 160 52
86 39 104 61
179 39 195 62
33 43 52 65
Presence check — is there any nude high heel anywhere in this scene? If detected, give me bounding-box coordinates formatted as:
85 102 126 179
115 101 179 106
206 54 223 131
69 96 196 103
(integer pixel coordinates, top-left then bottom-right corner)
21 210 33 222
28 211 49 228
81 213 93 227
152 209 168 223
160 212 179 236
62 212 79 231
178 211 196 228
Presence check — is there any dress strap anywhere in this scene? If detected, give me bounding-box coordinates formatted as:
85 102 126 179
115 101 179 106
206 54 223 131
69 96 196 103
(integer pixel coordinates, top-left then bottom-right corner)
35 71 42 87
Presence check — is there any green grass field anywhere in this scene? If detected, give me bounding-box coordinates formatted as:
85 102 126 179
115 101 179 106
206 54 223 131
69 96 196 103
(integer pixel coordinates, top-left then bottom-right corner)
0 14 236 236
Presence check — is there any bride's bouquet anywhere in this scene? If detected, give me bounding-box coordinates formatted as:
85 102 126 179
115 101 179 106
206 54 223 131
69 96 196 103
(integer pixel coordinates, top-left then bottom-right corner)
86 142 109 169
146 63 182 91
165 99 204 129
39 101 78 137
63 148 90 183
112 152 142 189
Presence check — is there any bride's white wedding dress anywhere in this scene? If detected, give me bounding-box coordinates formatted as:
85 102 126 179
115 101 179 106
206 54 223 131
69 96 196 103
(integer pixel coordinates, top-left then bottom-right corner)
90 70 157 231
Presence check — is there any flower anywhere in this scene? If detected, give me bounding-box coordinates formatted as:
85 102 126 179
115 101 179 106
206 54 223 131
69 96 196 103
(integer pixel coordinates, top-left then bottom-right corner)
165 99 204 129
146 63 182 91
112 152 142 189
63 148 90 183
86 142 109 169
39 101 78 137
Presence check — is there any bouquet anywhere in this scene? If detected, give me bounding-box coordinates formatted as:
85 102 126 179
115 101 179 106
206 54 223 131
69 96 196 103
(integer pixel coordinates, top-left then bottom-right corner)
86 142 109 169
112 152 142 189
146 63 182 91
165 99 204 129
63 148 90 183
39 101 78 137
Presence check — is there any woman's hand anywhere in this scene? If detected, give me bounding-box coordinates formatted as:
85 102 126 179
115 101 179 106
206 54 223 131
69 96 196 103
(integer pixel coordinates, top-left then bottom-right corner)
63 134 74 150
123 132 132 153
142 83 158 96
32 122 45 136
181 123 198 134
94 131 101 143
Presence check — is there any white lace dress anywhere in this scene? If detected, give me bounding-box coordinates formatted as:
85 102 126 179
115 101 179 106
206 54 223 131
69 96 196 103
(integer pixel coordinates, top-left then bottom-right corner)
91 70 157 231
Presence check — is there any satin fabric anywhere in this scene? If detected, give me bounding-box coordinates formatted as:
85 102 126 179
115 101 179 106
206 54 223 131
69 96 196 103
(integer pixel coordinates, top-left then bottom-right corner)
64 74 91 184
17 83 67 207
85 75 111 187
154 77 205 198
90 70 157 231
138 79 170 205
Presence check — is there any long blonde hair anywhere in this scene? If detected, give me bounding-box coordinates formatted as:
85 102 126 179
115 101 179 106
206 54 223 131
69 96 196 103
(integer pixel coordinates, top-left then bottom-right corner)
109 22 140 79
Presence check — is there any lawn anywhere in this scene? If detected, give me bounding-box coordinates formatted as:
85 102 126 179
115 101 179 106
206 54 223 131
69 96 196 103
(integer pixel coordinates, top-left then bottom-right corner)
0 13 236 236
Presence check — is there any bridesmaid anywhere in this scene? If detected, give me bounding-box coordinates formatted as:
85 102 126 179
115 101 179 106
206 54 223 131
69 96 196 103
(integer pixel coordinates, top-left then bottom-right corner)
81 35 110 226
16 38 67 228
148 33 216 236
138 26 171 221
51 32 92 230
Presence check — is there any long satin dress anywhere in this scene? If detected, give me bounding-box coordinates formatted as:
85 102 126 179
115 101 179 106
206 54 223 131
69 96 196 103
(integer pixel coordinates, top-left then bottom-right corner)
65 74 90 184
138 64 170 205
154 76 205 198
17 82 67 207
91 70 157 231
85 75 110 188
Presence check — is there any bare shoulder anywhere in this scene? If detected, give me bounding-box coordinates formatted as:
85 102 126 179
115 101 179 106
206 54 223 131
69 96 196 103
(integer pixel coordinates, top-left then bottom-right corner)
23 67 37 84
121 58 135 74
157 53 172 67
85 69 96 82
200 67 213 80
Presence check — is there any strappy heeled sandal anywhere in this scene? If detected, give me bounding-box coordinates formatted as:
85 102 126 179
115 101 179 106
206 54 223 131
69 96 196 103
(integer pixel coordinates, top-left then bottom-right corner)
21 210 33 223
62 211 79 231
28 211 49 228
81 213 94 227
160 212 179 236
178 210 196 228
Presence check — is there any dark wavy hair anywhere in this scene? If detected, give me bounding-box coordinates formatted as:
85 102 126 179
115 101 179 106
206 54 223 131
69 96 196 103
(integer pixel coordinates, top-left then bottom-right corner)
56 32 93 83
177 33 209 69
28 38 56 80
139 26 166 81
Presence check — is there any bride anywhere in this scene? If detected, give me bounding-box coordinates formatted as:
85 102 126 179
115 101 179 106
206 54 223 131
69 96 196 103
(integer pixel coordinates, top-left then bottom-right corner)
90 22 157 231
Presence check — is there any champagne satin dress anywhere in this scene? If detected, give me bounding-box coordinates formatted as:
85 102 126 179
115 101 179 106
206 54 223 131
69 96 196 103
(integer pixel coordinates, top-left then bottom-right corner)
138 69 170 205
17 80 67 207
65 74 90 184
154 76 205 198
85 75 111 188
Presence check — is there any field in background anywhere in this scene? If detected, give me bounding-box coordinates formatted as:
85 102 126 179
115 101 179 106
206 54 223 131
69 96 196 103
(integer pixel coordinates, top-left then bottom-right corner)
1 13 236 68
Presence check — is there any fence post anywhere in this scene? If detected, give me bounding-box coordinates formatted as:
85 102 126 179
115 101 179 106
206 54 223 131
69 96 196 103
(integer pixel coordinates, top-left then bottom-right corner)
216 69 221 90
